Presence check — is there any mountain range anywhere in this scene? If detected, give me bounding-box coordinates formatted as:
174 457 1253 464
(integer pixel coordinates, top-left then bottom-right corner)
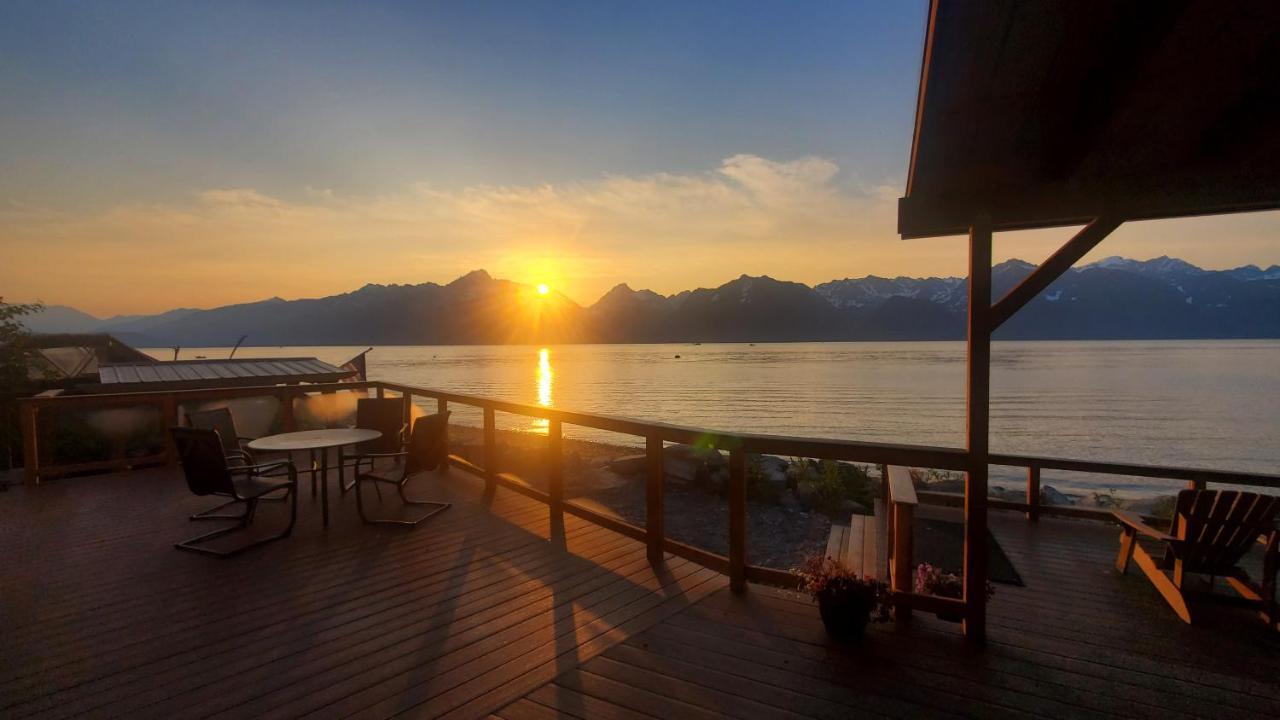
21 256 1280 346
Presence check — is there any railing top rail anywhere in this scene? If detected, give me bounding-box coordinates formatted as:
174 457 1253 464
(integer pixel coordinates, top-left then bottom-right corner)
990 452 1280 490
20 378 1280 489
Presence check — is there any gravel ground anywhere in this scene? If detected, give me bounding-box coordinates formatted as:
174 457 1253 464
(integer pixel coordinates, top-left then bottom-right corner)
447 424 829 571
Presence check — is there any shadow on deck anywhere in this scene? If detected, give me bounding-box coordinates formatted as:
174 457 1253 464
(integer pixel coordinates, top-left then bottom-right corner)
504 509 1280 720
1 468 1276 719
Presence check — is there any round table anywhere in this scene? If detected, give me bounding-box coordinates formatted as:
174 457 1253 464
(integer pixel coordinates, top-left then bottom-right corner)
249 428 380 528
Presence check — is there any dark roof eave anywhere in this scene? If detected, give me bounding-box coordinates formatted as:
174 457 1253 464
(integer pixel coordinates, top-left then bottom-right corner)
898 191 1280 239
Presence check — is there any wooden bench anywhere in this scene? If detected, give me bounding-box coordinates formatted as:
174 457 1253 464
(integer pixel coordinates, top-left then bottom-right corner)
825 499 887 578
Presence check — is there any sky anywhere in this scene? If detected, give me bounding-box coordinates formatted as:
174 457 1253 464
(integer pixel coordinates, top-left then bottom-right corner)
2 1 1278 317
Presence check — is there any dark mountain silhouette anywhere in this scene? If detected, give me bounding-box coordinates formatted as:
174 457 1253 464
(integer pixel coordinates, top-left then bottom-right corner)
21 256 1280 345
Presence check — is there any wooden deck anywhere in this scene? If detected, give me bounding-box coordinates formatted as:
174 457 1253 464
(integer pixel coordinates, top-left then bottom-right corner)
1 469 1277 719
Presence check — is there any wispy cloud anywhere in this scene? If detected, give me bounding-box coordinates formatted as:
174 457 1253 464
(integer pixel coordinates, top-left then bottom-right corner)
2 154 1277 315
1 154 897 313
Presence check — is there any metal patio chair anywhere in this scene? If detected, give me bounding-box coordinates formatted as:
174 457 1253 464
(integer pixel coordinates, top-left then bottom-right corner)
339 397 408 494
351 412 451 527
171 427 298 557
187 406 277 518
187 407 255 465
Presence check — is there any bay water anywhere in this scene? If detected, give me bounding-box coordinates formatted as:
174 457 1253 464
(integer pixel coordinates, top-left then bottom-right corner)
151 340 1280 498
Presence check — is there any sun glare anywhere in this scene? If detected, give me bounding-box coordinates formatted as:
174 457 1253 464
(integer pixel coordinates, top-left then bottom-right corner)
532 347 553 433
537 347 553 407
536 283 550 296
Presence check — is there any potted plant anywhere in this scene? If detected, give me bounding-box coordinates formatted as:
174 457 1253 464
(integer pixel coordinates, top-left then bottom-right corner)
797 554 888 640
913 562 994 622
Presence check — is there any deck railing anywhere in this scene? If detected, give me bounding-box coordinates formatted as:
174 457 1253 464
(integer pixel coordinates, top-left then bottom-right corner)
17 380 1280 615
373 381 971 596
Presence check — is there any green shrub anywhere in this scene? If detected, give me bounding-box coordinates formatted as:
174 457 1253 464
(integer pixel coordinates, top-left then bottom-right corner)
791 458 877 516
745 455 782 504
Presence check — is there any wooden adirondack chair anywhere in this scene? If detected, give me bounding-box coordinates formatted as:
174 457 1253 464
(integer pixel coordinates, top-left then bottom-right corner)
1114 489 1279 626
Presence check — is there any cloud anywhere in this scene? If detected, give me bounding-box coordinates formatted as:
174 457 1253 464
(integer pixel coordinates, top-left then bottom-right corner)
2 154 1278 315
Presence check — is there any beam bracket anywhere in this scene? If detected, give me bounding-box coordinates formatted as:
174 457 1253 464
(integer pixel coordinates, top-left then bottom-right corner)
989 216 1122 330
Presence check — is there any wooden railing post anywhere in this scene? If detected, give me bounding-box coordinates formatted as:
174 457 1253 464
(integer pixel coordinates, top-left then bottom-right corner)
728 446 747 593
279 387 296 432
376 385 385 399
437 398 449 463
645 434 665 565
547 419 563 519
1026 465 1041 522
892 501 914 622
20 401 39 485
886 466 918 622
483 407 497 486
402 391 413 430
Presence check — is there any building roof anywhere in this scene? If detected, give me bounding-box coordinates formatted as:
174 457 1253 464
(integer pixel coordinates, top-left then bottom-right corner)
95 357 354 392
899 1 1280 238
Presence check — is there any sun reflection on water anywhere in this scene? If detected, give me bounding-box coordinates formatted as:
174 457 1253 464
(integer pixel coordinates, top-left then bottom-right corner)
533 347 553 431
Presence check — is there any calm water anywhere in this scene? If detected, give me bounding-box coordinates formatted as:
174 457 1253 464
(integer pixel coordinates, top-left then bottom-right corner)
152 341 1280 497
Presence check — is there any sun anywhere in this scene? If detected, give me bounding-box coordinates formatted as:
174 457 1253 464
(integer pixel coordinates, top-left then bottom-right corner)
536 283 550 296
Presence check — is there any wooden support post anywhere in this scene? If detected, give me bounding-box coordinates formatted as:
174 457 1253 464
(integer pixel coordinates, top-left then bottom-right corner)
376 385 385 399
964 217 992 643
279 387 296 432
891 501 914 622
20 402 39 485
437 398 449 464
645 434 665 565
483 407 497 486
729 446 747 593
402 392 413 430
879 462 891 580
1026 465 1041 522
547 419 563 519
1262 532 1278 629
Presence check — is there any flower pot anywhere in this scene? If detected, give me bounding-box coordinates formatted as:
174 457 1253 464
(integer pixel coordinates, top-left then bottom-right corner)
817 596 871 640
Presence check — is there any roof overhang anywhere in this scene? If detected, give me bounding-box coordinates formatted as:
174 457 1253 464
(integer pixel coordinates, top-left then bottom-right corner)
899 1 1280 239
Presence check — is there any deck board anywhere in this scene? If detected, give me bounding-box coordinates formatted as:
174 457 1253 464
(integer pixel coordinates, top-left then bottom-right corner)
2 466 1276 719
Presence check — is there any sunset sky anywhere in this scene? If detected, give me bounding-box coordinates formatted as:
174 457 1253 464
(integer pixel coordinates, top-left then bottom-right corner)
3 1 1278 317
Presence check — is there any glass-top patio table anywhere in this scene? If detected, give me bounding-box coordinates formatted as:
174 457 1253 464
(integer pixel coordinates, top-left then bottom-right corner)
248 428 380 528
